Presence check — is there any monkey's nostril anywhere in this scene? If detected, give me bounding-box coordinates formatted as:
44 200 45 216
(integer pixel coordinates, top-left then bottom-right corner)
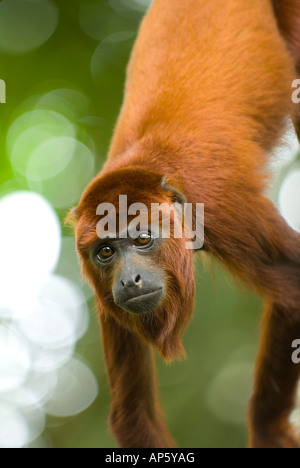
121 275 141 289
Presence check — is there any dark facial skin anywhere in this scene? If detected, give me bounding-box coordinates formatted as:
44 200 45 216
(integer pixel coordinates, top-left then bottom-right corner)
90 231 166 315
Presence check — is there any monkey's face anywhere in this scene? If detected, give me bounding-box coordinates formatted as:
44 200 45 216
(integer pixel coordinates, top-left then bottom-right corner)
73 168 196 360
91 230 166 316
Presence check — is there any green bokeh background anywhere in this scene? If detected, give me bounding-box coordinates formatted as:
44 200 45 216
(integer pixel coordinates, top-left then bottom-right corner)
0 0 286 448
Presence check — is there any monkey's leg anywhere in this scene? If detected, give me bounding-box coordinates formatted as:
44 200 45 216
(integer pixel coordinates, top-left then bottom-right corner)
206 192 300 448
249 302 300 448
100 314 176 448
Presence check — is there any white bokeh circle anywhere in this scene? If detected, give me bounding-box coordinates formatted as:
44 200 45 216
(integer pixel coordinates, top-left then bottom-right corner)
206 362 253 425
46 358 98 417
0 326 31 393
18 275 89 350
27 139 95 208
0 401 29 448
7 110 76 177
0 0 59 55
279 169 300 232
0 191 61 278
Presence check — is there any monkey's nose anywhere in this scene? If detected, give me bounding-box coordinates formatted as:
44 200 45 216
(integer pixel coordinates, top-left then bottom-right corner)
113 268 164 315
121 274 142 289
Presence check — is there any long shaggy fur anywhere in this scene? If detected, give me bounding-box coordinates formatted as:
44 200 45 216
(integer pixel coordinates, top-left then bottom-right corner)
72 0 300 448
76 169 195 360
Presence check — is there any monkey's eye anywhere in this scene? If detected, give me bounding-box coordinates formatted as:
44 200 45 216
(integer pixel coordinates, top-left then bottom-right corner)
97 246 115 261
135 233 152 247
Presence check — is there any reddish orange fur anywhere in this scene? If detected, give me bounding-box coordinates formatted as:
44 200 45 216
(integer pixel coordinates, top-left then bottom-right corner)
73 0 300 448
76 169 195 361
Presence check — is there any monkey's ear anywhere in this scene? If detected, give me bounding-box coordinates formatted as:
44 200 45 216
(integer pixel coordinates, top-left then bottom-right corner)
161 175 187 205
65 207 78 230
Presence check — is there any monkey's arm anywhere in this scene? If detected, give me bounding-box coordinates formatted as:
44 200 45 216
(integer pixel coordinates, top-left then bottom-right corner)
100 314 176 448
203 184 300 448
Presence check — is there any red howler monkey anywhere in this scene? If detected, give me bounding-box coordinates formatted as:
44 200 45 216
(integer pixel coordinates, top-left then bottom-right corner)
70 0 300 448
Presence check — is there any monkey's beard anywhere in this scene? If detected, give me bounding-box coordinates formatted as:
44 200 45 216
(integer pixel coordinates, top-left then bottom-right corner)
98 246 195 361
136 268 195 361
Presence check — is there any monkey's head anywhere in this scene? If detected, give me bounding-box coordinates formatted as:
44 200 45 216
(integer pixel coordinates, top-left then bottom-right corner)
71 167 195 360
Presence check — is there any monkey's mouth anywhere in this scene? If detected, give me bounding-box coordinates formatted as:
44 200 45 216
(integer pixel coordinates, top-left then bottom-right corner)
125 288 163 304
116 288 164 315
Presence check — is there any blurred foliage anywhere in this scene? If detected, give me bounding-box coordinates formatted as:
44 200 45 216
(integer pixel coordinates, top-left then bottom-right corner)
0 0 265 448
